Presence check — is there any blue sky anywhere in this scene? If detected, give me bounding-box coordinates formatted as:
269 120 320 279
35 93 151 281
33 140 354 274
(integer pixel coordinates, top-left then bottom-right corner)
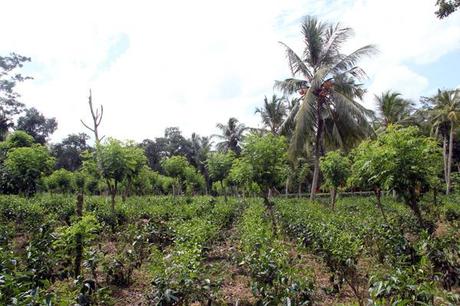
410 51 460 95
1 0 459 143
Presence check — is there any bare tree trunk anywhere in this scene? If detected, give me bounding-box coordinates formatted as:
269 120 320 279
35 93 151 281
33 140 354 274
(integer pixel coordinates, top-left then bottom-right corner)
374 188 388 224
447 122 454 194
406 188 432 232
110 181 117 212
331 187 337 210
74 193 83 277
81 90 104 144
263 188 278 233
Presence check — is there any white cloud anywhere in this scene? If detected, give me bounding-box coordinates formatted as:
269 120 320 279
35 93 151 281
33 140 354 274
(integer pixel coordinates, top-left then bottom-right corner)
365 65 429 106
2 0 460 143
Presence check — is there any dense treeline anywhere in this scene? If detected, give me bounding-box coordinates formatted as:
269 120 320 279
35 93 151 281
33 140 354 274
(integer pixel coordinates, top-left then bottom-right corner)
1 17 459 207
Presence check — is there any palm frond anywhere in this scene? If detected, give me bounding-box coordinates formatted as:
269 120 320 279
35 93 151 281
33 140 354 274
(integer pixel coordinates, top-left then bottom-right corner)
289 88 316 160
320 23 353 66
301 16 326 68
279 42 313 80
331 45 378 79
274 78 309 95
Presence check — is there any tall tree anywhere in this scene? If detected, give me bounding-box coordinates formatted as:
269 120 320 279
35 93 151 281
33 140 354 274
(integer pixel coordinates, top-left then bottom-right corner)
164 127 191 157
140 139 164 172
16 107 57 144
375 91 414 129
213 117 246 155
431 89 460 194
51 133 91 171
435 0 460 18
189 133 212 191
255 95 287 134
0 53 31 140
140 128 195 173
276 16 375 200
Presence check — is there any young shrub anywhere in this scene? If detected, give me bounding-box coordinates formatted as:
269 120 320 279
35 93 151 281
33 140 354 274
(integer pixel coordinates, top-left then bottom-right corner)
206 151 235 200
91 138 146 210
349 140 389 222
352 126 442 230
45 169 76 193
320 150 350 209
228 158 255 196
161 155 190 196
230 134 288 205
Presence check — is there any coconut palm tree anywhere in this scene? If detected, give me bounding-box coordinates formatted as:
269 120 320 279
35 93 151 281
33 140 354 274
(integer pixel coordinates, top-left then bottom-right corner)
213 117 246 155
275 16 376 200
375 91 414 129
431 89 460 194
255 95 287 134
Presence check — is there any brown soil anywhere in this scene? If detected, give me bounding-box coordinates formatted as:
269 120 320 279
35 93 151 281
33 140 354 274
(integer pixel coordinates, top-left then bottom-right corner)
283 239 361 306
204 221 255 305
434 221 449 238
13 233 29 255
111 266 151 306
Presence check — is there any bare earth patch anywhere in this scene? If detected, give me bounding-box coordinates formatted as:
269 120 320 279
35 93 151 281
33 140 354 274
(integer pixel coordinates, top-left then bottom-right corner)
111 267 151 306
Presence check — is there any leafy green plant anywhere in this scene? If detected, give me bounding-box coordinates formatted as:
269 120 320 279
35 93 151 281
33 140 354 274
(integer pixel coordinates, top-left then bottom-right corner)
320 150 350 209
239 200 314 304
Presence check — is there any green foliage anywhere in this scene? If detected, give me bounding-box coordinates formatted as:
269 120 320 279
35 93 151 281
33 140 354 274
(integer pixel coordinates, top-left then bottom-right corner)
161 155 190 179
5 130 35 148
320 150 350 190
149 199 239 304
351 126 442 227
0 53 30 140
16 107 57 144
238 200 314 303
206 151 235 183
276 199 363 296
126 165 154 195
375 126 441 194
45 168 75 193
161 155 204 195
183 166 205 195
53 214 101 254
435 0 460 18
230 134 288 196
349 139 386 191
97 138 147 187
51 133 90 171
3 144 54 195
0 193 459 304
228 158 254 190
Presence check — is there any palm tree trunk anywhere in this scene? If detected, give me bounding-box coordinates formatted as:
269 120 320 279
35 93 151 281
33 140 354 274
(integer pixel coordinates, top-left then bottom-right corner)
447 122 454 194
310 102 324 201
443 135 448 184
